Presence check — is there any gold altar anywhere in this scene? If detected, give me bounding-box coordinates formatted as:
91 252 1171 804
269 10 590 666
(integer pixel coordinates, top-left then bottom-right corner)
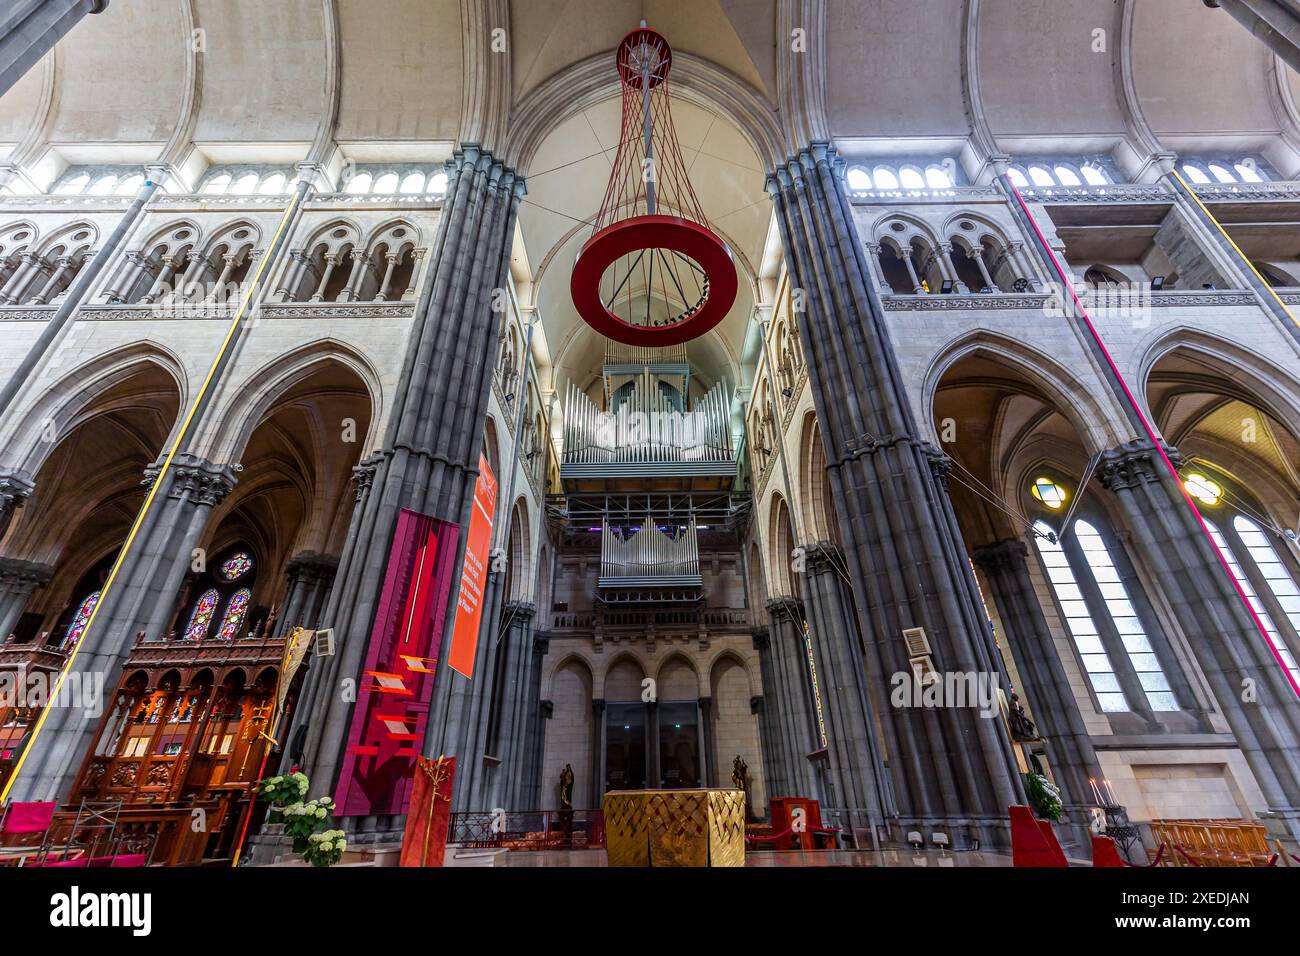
603 789 746 867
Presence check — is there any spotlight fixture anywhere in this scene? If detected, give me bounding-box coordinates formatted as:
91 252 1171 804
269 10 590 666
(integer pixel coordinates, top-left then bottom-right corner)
1150 275 1165 290
940 279 954 294
504 393 514 403
1202 282 1216 290
781 386 794 398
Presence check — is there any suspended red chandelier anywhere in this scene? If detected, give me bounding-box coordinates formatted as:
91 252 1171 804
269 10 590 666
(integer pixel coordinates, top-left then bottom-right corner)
570 24 738 347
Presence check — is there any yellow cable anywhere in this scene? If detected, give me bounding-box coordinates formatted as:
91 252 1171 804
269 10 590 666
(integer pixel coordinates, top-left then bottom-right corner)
1 188 304 804
1171 168 1300 332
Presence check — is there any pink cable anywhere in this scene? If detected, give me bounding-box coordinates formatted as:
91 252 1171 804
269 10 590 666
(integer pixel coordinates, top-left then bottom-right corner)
1008 181 1300 700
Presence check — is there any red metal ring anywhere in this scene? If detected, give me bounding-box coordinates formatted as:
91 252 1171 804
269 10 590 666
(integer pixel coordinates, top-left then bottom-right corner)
570 215 738 347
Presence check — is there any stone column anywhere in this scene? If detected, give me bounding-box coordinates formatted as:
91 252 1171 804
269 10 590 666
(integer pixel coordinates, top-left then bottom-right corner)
750 631 787 799
276 552 339 639
589 698 606 808
1098 438 1300 838
0 556 51 639
0 1 106 99
765 596 820 800
5 454 235 802
519 631 549 809
698 696 715 787
972 537 1104 834
800 543 889 821
485 600 537 810
768 143 1024 847
294 147 524 838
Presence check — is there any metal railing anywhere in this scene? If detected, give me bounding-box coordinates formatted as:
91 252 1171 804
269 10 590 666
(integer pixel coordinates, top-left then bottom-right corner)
448 809 605 850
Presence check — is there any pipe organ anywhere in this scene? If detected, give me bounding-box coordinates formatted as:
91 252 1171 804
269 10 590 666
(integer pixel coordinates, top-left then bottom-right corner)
598 517 702 587
562 374 734 473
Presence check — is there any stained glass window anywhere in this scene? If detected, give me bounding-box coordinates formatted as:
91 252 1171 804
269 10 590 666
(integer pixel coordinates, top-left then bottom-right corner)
61 591 101 649
219 551 253 581
216 588 252 641
184 588 219 641
1031 476 1067 510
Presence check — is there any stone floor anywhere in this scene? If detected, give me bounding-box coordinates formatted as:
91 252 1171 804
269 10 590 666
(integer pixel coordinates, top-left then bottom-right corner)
445 847 1020 867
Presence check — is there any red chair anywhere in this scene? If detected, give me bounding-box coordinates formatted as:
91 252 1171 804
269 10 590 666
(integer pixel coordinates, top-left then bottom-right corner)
1009 805 1068 867
1091 834 1126 867
1 801 56 838
0 801 57 866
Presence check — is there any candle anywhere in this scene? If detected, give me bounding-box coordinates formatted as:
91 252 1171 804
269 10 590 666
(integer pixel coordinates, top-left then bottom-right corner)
1089 778 1103 804
1102 778 1117 804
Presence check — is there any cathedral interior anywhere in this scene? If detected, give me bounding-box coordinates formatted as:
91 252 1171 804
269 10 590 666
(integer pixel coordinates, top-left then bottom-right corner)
2 0 1300 871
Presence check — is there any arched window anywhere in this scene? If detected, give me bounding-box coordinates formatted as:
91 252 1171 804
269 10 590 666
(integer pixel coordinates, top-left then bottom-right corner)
846 167 872 191
216 588 252 641
55 172 90 195
230 172 260 194
427 171 449 195
925 166 952 188
1207 163 1236 183
258 172 287 195
61 591 101 650
1028 166 1055 187
1182 163 1210 184
899 167 925 189
1007 167 1030 188
1081 164 1109 185
1233 515 1300 686
873 167 899 189
87 174 117 195
399 171 425 194
1074 519 1177 711
1204 520 1300 688
1053 165 1081 186
374 172 400 193
115 174 144 195
1234 163 1263 182
202 173 231 195
344 172 372 194
183 588 220 641
1033 522 1127 712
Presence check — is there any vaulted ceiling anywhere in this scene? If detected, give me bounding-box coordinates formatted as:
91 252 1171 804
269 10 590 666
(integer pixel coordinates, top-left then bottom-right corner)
0 0 1295 390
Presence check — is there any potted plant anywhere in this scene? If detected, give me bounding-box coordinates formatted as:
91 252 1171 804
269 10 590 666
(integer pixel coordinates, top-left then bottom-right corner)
254 770 348 867
1023 772 1063 822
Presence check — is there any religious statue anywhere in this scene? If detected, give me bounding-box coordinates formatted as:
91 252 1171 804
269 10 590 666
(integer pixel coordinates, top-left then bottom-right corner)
1008 690 1038 741
558 763 575 810
731 755 753 822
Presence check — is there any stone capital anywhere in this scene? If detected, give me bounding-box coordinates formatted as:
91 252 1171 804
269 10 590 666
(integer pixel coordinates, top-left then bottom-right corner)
972 538 1030 573
0 556 54 589
0 469 36 514
1097 438 1183 492
142 454 237 506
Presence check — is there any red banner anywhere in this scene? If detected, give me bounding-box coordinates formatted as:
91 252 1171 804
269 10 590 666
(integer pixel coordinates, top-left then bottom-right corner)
447 454 496 678
335 509 458 816
399 755 456 867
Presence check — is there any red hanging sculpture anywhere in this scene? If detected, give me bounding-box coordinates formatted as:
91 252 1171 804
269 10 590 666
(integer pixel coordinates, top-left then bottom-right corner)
570 25 738 347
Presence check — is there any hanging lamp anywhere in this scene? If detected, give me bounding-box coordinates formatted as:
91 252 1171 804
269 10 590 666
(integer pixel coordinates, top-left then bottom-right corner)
570 24 738 347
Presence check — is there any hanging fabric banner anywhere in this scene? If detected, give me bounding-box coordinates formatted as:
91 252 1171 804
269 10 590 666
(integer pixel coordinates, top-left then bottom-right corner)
335 509 459 816
447 453 497 677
